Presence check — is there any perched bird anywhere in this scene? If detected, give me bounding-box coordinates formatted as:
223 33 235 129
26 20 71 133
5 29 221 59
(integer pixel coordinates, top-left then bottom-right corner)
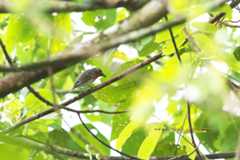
72 68 105 89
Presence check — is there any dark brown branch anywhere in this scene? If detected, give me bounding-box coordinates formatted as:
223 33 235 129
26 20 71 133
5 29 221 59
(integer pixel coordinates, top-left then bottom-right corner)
209 12 226 24
4 53 163 133
0 0 171 97
64 108 127 115
0 38 55 107
0 0 227 97
197 152 235 159
0 1 170 73
0 0 148 13
0 40 127 115
0 18 184 98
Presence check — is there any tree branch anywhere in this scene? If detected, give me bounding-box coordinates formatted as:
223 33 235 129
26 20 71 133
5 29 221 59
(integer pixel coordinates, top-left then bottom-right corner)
0 0 170 98
0 133 89 159
0 0 148 13
4 53 163 132
0 0 228 97
0 38 56 106
0 133 236 160
0 19 184 97
64 108 127 115
1 38 128 116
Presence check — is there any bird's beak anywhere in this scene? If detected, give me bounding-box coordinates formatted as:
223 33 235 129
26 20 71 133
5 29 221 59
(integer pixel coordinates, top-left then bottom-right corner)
102 73 106 77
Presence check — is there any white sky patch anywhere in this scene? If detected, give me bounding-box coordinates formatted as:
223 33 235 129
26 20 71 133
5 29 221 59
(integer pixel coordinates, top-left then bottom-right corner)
61 94 83 131
223 91 240 116
215 29 232 47
149 95 173 123
61 110 80 131
110 140 121 156
189 13 210 32
210 60 229 74
183 85 201 102
92 122 111 139
118 44 139 59
71 12 96 33
83 63 94 70
193 13 210 23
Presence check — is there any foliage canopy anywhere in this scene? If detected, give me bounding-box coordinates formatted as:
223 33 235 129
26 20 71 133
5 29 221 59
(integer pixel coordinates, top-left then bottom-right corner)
0 0 240 160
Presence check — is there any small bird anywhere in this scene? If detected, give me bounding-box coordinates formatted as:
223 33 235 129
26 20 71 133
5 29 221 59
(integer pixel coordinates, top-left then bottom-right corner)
72 68 105 89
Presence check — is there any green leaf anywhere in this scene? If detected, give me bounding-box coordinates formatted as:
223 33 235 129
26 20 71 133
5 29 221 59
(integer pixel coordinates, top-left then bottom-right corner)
48 129 82 151
233 46 240 61
195 110 240 151
121 128 147 156
137 125 162 159
140 40 161 56
24 88 55 116
153 131 185 156
94 80 137 105
0 143 30 160
111 109 130 140
82 9 116 30
116 122 139 150
50 14 72 54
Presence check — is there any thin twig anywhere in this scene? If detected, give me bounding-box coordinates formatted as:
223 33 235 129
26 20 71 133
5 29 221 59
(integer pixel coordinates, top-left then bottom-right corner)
77 113 139 160
0 39 13 65
165 15 182 63
64 108 128 115
174 114 187 155
186 102 203 160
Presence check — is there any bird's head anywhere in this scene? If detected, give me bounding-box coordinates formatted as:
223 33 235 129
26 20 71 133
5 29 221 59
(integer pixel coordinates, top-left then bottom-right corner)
92 68 106 77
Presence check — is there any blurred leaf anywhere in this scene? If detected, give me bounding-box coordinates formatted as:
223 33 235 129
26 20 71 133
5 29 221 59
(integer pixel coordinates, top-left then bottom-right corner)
139 40 161 56
152 131 186 156
137 124 162 159
116 121 139 150
116 8 129 22
122 128 146 156
50 14 72 54
3 99 24 123
82 9 116 30
196 110 240 151
94 80 137 105
233 46 240 61
25 88 56 116
0 143 30 160
111 108 130 140
48 129 82 151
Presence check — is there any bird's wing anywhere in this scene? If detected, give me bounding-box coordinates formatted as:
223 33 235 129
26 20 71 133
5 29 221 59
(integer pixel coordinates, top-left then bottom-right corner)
72 71 93 89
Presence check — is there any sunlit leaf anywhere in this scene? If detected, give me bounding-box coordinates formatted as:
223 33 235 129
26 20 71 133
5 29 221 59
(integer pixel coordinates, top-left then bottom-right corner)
137 124 162 159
